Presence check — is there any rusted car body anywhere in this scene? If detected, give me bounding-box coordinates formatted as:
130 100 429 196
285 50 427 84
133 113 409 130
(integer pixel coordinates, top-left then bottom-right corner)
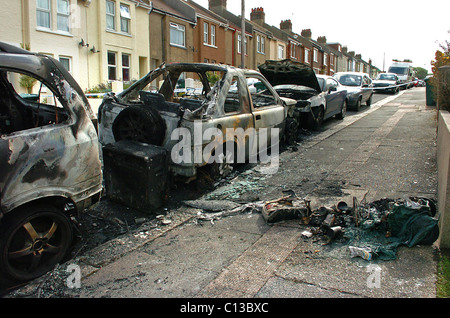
0 43 102 281
98 63 295 178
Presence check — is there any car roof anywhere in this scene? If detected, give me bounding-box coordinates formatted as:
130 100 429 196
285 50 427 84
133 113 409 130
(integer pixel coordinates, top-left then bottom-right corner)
334 71 370 76
0 42 34 55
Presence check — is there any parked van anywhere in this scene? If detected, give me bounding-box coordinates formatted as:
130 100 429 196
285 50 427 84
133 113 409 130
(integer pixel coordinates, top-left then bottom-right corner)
388 61 415 89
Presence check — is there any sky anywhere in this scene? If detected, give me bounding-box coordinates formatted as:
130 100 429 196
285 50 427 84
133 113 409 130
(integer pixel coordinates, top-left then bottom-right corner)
194 0 450 73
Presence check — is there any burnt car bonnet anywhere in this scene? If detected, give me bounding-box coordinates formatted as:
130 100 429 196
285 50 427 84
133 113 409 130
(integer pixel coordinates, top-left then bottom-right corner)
258 59 322 93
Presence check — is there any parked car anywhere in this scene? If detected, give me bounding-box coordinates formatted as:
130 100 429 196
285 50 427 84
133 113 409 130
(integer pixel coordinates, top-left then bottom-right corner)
258 60 346 133
316 74 348 121
333 72 374 111
98 63 296 179
0 42 103 281
373 72 400 94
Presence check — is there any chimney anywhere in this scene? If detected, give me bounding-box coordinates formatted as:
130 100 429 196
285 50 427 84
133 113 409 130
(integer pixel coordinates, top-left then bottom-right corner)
342 46 348 54
209 0 227 11
317 36 327 44
348 51 355 57
250 7 265 26
301 29 312 39
280 20 292 33
356 54 362 60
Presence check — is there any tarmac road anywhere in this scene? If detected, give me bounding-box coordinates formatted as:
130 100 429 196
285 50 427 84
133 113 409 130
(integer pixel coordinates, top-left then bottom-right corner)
3 88 440 303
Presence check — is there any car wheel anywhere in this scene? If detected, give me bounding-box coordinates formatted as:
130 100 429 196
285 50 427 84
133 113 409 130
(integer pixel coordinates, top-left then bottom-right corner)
354 98 361 112
336 99 347 120
208 145 235 179
113 105 166 146
308 106 324 130
366 94 373 106
0 205 73 282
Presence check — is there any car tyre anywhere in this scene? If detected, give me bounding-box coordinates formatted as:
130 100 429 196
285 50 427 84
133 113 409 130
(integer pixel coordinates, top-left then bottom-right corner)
208 142 236 179
336 100 347 120
354 97 361 112
113 105 166 146
308 106 324 130
0 205 73 282
366 94 373 106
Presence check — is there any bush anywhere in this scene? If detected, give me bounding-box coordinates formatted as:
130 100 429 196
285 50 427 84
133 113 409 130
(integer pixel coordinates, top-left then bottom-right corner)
431 34 450 111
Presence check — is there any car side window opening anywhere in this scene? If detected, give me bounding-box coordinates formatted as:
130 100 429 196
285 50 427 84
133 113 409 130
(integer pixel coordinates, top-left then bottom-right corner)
0 70 69 136
224 76 242 114
245 77 277 108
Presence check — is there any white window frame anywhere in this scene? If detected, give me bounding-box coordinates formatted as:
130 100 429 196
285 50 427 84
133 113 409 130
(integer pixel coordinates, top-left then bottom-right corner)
324 53 328 66
304 49 310 64
257 35 261 53
59 56 72 73
313 49 318 63
211 24 216 46
57 0 70 33
290 43 296 59
107 51 117 81
170 23 186 48
238 34 242 54
120 3 131 34
237 34 247 55
37 0 51 29
260 37 265 54
203 22 209 44
278 45 284 60
122 53 131 82
106 0 116 31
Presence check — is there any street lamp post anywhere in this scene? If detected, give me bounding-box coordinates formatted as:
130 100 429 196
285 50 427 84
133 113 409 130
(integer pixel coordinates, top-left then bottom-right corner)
241 0 245 69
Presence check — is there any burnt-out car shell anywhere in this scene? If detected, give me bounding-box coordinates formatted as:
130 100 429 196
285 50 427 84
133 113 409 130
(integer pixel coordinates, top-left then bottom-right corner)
98 63 293 178
0 43 102 281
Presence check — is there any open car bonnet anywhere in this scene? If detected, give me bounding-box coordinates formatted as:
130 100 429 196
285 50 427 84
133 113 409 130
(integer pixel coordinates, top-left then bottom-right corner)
258 59 322 93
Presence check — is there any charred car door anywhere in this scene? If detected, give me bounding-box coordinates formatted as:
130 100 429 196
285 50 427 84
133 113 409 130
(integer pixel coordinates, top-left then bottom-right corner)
0 54 102 214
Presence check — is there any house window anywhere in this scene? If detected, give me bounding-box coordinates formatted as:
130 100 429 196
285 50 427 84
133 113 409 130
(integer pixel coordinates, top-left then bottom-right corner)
237 34 247 54
324 53 328 66
313 49 318 63
37 0 51 29
257 35 261 53
106 0 115 30
57 0 70 32
211 25 216 46
120 4 131 34
290 43 296 59
122 53 130 82
203 22 209 44
59 56 71 73
108 51 117 81
278 45 284 59
261 37 265 54
304 49 310 63
170 23 186 47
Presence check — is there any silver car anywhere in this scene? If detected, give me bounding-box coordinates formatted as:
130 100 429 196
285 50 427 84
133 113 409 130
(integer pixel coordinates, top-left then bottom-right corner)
333 72 374 111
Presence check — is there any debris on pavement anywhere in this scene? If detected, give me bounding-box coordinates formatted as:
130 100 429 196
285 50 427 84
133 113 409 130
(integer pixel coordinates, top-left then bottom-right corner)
256 194 439 261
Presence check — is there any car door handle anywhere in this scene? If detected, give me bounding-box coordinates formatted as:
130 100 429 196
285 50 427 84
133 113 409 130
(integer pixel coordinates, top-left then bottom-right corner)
255 114 261 120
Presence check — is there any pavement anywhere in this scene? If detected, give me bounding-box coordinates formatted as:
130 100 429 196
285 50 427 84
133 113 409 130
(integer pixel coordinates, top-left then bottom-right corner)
6 87 440 303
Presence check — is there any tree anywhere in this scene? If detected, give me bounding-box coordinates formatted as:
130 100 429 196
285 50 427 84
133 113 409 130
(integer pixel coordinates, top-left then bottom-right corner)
413 67 428 79
431 31 450 111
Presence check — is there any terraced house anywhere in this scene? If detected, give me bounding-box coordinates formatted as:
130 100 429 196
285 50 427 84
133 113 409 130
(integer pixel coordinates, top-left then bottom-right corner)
0 0 380 94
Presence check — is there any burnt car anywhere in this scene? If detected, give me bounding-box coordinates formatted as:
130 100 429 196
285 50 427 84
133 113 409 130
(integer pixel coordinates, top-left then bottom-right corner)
0 42 103 281
98 63 295 179
373 72 400 94
258 60 347 132
333 72 373 111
